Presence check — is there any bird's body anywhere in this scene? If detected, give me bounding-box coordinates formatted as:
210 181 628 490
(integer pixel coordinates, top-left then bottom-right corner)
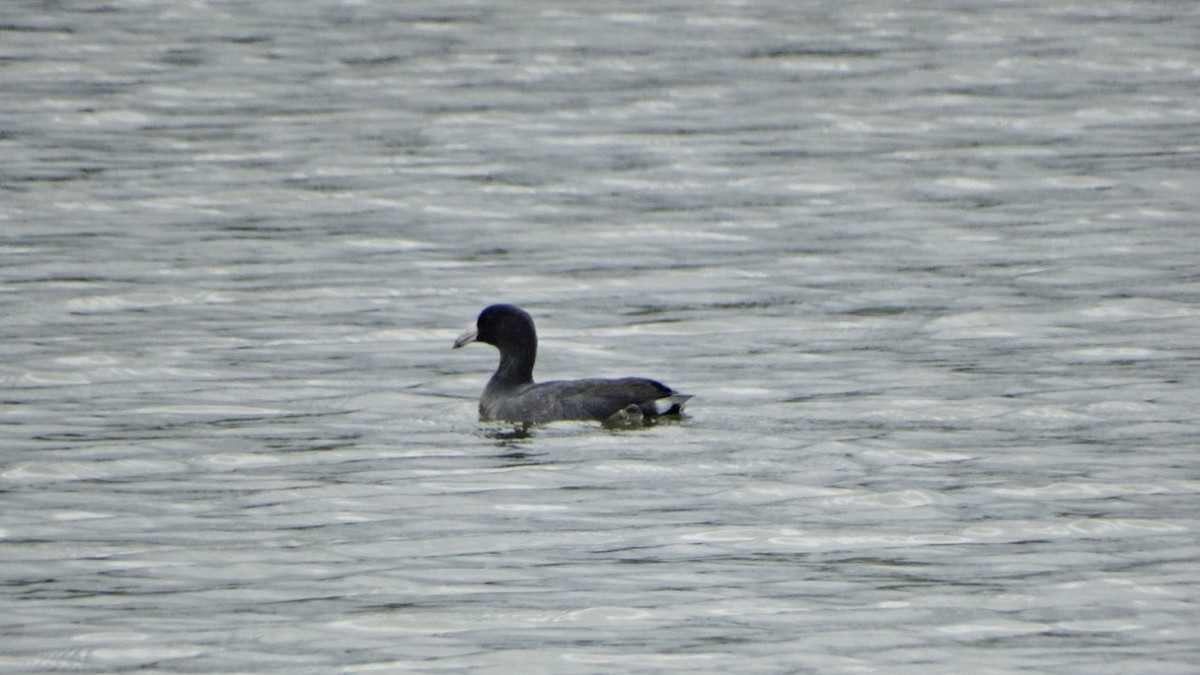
454 304 691 426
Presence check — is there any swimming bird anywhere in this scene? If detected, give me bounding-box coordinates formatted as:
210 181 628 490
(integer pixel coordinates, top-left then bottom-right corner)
453 304 692 426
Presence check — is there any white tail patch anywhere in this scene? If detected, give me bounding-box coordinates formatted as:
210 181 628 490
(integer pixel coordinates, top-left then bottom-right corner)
652 393 693 416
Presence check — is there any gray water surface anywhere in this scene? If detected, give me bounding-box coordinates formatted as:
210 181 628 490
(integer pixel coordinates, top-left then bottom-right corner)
3 1 1199 673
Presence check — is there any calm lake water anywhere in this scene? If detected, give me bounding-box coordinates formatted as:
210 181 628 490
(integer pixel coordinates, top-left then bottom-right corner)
3 1 1199 672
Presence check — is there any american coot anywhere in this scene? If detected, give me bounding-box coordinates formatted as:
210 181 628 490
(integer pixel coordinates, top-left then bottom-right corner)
453 304 692 426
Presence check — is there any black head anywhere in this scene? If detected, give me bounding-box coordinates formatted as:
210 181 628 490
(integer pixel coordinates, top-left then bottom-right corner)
453 304 537 352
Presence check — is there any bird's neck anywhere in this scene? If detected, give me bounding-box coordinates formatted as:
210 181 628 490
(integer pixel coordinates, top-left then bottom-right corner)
490 346 535 389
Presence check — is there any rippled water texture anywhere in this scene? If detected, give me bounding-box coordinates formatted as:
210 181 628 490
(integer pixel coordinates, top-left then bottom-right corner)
3 1 1199 672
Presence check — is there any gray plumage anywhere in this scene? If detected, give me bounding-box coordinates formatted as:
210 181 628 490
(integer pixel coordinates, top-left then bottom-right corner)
454 304 691 425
